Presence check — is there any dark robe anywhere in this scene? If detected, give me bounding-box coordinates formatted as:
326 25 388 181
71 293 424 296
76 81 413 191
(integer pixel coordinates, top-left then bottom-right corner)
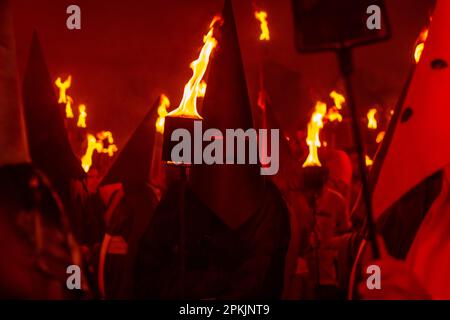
103 183 159 299
135 180 290 300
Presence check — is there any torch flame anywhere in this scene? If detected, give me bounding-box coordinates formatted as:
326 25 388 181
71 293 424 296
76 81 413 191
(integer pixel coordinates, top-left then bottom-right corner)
55 76 72 104
77 104 87 128
330 90 345 110
81 134 103 173
414 28 429 64
96 131 118 157
156 94 171 134
65 95 74 119
303 102 327 168
365 155 374 167
167 15 222 119
376 131 386 144
198 80 207 98
255 10 270 41
367 108 378 130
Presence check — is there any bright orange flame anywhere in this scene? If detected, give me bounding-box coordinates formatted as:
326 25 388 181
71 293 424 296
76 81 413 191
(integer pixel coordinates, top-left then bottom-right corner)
255 10 270 41
330 90 345 110
96 131 118 157
326 107 343 123
81 134 103 173
77 104 87 128
55 76 72 104
156 95 171 134
198 80 207 98
414 28 429 64
367 108 378 130
365 155 374 167
65 95 74 119
303 102 327 168
168 15 222 119
376 131 386 144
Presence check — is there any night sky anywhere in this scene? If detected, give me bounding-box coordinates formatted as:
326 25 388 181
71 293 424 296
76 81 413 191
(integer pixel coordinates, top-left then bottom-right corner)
10 0 435 147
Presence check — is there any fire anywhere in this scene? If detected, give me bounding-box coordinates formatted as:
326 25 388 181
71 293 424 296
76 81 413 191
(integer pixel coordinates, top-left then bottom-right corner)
55 76 72 104
376 131 386 144
167 15 222 119
414 28 429 64
367 108 378 130
77 104 87 128
198 80 207 98
330 90 345 110
65 95 74 119
96 131 118 157
365 155 374 167
255 10 270 41
81 134 103 173
326 107 343 122
155 95 171 134
303 102 327 168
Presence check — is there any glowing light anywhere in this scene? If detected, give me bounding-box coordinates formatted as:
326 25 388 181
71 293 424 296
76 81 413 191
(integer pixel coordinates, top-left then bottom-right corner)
198 80 207 98
65 95 74 119
155 95 171 134
168 15 222 119
55 76 72 104
77 104 87 128
303 102 327 168
367 108 378 130
96 131 118 157
414 28 429 64
366 155 374 167
376 131 386 144
255 10 270 41
81 134 102 173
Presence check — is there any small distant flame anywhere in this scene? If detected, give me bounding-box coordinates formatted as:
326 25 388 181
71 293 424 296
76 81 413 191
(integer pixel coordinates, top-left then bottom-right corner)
77 104 87 128
326 107 343 123
81 134 103 173
168 15 222 119
198 80 207 98
328 90 345 122
367 108 378 130
365 155 374 167
303 102 327 168
414 28 429 64
55 76 72 104
255 10 270 41
156 95 171 134
81 131 118 173
376 131 386 144
65 95 74 119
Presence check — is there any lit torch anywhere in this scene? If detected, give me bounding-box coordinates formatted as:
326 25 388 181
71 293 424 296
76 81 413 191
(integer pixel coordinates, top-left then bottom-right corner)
65 95 74 119
163 15 222 163
55 75 72 104
303 102 327 168
414 28 429 64
81 134 103 173
255 10 270 41
367 108 378 130
77 104 87 128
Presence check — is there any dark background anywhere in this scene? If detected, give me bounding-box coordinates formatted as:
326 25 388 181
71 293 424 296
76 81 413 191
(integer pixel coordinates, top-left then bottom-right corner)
10 0 435 148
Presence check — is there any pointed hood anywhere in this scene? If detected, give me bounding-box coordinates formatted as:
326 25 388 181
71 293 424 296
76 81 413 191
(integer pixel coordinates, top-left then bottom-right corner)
189 0 265 230
22 32 84 193
100 98 159 187
0 0 30 166
372 0 450 219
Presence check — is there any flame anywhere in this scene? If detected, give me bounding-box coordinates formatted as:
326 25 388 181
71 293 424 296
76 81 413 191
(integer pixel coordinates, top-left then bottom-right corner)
414 28 429 64
367 108 378 130
326 107 343 123
168 15 222 119
55 76 72 104
198 80 207 98
65 95 74 119
330 90 345 110
77 104 87 128
365 155 374 167
81 134 103 173
96 131 118 157
303 102 327 168
255 10 270 41
376 131 386 144
155 95 171 134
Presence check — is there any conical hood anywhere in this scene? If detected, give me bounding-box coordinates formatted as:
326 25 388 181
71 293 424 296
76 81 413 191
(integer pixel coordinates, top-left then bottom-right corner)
189 0 265 230
100 98 159 187
372 0 450 219
22 32 84 193
0 0 30 166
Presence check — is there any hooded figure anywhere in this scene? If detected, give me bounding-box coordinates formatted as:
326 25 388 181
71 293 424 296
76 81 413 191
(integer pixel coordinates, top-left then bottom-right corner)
354 0 450 300
135 0 290 299
0 0 87 299
21 33 90 243
96 98 162 299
